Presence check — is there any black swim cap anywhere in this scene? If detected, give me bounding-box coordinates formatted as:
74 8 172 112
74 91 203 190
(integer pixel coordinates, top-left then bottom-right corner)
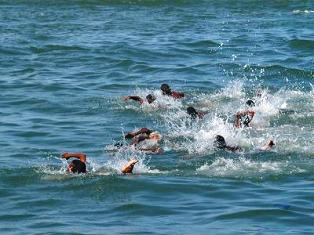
246 99 255 107
160 84 171 95
146 94 156 104
187 106 198 119
213 135 227 149
71 159 86 174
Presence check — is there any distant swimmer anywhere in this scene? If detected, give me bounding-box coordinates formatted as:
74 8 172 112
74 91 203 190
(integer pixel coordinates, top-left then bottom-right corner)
259 140 275 151
187 106 207 119
160 83 184 99
123 94 156 105
62 152 87 174
234 99 256 128
213 135 242 152
62 152 138 174
124 127 153 139
125 128 163 154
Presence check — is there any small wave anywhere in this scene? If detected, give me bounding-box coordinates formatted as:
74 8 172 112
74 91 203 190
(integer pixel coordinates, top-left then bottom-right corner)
289 39 314 50
93 0 198 6
29 44 87 54
0 47 30 56
179 39 220 48
293 10 314 14
243 64 314 80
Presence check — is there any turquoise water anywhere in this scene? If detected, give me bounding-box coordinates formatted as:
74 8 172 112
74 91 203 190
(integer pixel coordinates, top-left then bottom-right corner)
0 0 313 234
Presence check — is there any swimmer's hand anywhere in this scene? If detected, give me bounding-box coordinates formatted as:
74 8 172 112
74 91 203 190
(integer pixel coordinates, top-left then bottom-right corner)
62 152 70 160
121 159 138 174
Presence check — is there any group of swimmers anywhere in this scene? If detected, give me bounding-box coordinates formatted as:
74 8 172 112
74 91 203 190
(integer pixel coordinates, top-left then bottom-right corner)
62 84 275 174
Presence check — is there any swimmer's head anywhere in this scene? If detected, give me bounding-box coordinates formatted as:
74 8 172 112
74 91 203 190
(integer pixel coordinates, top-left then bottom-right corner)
67 159 86 174
268 140 275 147
213 135 227 149
146 94 156 104
246 99 255 107
160 83 172 95
149 131 162 141
187 106 198 119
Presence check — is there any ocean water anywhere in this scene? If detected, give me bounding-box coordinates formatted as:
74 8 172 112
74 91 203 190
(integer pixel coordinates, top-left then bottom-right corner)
0 0 313 234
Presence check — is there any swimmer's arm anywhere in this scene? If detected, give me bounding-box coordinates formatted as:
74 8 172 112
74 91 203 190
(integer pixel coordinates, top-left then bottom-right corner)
123 96 144 104
125 128 152 139
171 91 184 99
121 159 138 174
62 152 87 163
234 113 242 128
135 128 152 135
236 110 255 117
138 147 163 154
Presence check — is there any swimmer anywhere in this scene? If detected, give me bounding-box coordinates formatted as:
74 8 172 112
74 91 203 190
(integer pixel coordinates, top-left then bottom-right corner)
124 128 163 153
62 152 138 174
131 130 163 153
123 94 156 105
62 152 87 174
125 127 153 139
187 106 207 119
213 135 242 152
234 99 256 128
259 140 275 151
160 83 184 99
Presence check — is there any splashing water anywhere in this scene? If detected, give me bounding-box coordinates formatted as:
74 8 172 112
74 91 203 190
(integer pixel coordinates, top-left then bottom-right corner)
196 157 306 179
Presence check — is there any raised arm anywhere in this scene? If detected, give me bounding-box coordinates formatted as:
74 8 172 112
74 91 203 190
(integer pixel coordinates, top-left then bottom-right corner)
121 159 138 174
123 96 144 104
234 112 242 128
62 152 87 163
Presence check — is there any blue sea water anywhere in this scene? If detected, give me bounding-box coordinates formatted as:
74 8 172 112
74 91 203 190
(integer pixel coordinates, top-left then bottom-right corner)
0 0 313 234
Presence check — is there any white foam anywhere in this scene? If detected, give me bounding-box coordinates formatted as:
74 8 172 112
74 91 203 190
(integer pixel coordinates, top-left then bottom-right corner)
293 10 314 14
159 81 313 155
196 157 305 179
104 146 161 174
